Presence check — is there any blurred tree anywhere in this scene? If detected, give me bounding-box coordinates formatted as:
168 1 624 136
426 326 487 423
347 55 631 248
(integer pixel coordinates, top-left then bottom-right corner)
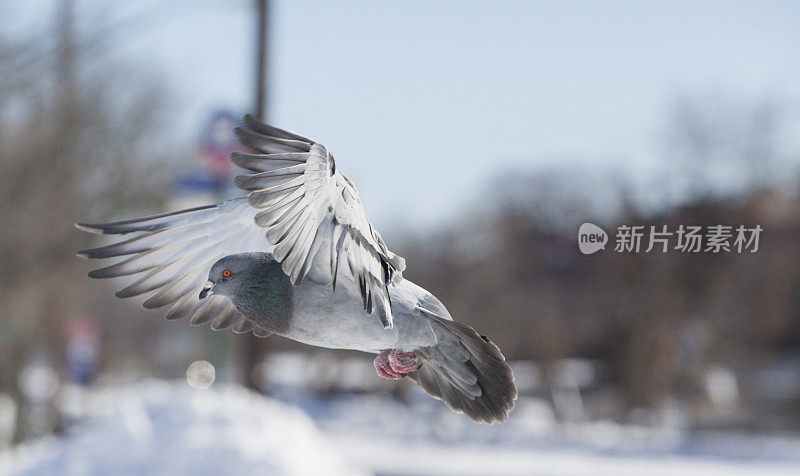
665 93 784 200
396 98 800 427
0 0 176 438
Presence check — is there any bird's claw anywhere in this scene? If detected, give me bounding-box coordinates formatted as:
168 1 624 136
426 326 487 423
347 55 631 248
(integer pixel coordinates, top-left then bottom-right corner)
373 349 419 380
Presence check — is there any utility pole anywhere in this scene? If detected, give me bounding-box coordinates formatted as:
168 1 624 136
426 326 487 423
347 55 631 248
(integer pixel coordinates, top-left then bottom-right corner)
255 0 268 119
241 0 270 391
51 0 77 363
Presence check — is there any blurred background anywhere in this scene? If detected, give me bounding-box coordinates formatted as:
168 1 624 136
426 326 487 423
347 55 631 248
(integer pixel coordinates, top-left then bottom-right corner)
2 0 800 474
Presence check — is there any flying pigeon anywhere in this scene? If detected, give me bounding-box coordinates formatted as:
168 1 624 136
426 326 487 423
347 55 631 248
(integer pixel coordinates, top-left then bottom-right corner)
77 116 517 423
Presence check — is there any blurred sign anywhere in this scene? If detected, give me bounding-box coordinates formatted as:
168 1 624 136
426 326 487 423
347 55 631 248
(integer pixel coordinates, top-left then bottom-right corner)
175 174 222 193
173 110 244 203
65 317 100 386
199 110 244 180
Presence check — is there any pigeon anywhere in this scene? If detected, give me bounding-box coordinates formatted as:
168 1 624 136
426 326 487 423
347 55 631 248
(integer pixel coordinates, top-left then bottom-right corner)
77 115 517 423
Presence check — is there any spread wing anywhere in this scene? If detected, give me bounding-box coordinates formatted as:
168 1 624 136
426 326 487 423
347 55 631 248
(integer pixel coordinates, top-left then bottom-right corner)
232 115 406 328
76 198 273 337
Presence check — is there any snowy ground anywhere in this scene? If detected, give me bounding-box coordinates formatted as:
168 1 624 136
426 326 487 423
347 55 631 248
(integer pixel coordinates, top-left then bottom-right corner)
0 381 366 476
276 389 800 476
327 431 800 476
3 380 800 475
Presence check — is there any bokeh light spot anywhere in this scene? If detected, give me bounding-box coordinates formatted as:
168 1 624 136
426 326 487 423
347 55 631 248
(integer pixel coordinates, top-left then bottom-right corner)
186 361 215 389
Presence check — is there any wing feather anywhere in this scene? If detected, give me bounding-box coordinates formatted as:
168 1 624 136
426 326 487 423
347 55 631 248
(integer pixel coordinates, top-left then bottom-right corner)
231 152 307 173
211 303 241 331
233 115 405 328
79 116 406 333
233 318 255 333
77 198 272 338
189 295 228 326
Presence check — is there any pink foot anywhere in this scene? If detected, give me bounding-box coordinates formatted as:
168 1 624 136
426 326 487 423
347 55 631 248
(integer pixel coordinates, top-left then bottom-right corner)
373 349 420 380
388 349 420 373
374 350 402 379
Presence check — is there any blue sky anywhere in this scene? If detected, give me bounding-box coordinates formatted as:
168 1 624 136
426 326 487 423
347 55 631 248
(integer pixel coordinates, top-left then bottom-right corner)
10 0 800 230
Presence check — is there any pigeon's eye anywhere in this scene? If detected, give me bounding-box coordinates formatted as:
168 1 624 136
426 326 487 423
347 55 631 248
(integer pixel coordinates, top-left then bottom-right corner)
222 269 232 278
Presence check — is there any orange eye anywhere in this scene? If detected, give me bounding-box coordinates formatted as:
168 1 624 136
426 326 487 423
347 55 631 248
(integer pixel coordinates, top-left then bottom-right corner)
222 269 232 278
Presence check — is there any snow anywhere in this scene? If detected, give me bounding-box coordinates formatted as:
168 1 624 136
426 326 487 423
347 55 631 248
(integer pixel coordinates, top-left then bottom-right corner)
0 380 366 476
283 391 800 476
4 378 800 475
328 432 800 476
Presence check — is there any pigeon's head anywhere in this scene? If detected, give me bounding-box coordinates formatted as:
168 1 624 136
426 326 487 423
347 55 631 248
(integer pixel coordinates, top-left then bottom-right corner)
200 252 275 300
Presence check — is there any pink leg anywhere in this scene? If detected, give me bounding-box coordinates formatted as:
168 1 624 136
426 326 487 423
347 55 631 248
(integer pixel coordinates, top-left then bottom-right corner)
374 350 402 379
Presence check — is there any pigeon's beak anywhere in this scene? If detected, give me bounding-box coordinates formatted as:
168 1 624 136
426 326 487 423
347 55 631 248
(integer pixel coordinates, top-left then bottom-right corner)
199 281 214 300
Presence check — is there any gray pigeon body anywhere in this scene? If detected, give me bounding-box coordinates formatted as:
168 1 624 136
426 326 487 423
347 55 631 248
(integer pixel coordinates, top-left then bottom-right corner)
205 252 516 422
208 252 441 352
77 117 517 423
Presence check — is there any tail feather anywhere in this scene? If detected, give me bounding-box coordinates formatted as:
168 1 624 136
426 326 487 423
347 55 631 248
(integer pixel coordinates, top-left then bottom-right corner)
408 314 517 423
